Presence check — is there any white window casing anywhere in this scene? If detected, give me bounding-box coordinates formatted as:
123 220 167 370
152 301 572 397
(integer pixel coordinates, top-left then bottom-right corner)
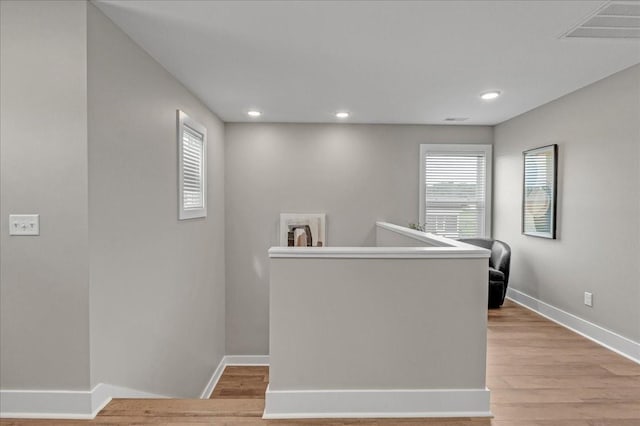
419 144 492 239
178 110 207 220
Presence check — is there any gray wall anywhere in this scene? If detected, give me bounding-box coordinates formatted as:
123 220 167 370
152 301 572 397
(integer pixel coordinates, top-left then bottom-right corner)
494 64 640 342
225 123 493 354
87 4 226 397
270 257 488 389
0 0 91 390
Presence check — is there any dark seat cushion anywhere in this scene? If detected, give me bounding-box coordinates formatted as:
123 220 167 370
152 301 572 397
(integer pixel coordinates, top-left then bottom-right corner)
488 281 505 309
489 267 504 282
459 237 511 308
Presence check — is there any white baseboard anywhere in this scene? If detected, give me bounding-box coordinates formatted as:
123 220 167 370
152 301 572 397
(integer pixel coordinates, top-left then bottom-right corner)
200 356 227 399
507 288 640 364
91 383 166 416
263 385 491 419
200 355 269 399
0 354 267 420
224 355 270 366
0 387 95 420
0 383 165 419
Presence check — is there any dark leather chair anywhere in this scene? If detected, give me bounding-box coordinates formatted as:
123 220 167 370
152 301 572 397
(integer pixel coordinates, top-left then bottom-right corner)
459 238 511 309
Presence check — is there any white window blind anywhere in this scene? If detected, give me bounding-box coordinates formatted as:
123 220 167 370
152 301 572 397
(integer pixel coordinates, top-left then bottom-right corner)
178 110 207 220
182 125 204 210
419 144 492 239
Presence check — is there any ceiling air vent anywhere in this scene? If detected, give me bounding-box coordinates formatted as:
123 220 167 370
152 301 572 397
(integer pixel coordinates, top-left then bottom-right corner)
563 1 640 39
444 117 469 122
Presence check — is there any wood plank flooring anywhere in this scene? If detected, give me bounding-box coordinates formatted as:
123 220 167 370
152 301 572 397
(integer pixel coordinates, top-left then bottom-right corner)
2 300 639 425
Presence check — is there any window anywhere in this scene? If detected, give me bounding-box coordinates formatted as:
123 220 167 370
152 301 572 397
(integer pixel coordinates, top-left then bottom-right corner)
178 110 207 220
419 144 492 238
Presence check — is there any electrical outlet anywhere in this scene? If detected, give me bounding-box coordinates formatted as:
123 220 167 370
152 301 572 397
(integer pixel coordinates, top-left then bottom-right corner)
9 214 39 236
584 292 593 307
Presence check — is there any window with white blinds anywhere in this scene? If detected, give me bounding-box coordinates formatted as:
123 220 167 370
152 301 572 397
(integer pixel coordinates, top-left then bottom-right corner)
178 110 207 220
419 144 492 239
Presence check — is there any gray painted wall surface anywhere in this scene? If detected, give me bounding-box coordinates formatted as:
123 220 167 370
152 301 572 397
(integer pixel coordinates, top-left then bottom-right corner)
0 0 91 390
88 4 226 396
225 123 493 354
494 64 640 342
269 257 488 389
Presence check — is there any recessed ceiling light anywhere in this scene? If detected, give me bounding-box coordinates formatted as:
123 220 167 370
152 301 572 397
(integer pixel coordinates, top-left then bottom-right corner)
335 111 350 119
480 91 501 100
247 110 262 117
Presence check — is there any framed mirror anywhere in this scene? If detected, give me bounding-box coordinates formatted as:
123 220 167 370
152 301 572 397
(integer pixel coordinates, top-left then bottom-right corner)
522 144 557 239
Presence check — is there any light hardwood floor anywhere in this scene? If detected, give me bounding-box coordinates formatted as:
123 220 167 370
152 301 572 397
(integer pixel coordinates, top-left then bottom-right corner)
2 300 639 425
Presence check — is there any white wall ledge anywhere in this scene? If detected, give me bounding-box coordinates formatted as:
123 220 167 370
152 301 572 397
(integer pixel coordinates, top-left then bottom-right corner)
268 222 490 259
268 246 489 259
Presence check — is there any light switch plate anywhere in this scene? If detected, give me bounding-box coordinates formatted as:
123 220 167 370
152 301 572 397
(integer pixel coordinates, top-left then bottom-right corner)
584 292 593 307
9 214 40 236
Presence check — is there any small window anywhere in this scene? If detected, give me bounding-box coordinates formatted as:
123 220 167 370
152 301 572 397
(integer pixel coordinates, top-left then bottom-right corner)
178 110 207 220
419 144 492 238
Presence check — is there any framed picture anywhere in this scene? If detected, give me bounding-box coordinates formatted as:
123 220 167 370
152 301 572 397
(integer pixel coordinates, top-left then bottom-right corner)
279 213 326 247
522 144 557 239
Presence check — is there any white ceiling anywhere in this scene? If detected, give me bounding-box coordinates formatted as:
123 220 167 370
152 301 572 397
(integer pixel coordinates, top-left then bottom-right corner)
94 1 640 125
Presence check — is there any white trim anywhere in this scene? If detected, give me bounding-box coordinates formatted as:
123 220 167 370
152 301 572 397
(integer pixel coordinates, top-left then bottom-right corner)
0 384 166 419
419 143 492 238
269 222 489 259
0 387 94 420
177 109 207 220
507 288 640 364
200 357 228 399
224 355 270 366
90 384 113 418
269 246 489 259
377 221 452 246
0 355 266 419
200 355 270 399
376 221 491 251
263 385 491 419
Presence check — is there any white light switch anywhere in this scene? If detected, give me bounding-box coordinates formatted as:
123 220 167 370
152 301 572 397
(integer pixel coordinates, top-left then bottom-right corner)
9 214 39 236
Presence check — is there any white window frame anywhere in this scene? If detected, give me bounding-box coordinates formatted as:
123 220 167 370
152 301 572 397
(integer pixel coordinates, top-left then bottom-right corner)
178 110 207 220
419 144 492 238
